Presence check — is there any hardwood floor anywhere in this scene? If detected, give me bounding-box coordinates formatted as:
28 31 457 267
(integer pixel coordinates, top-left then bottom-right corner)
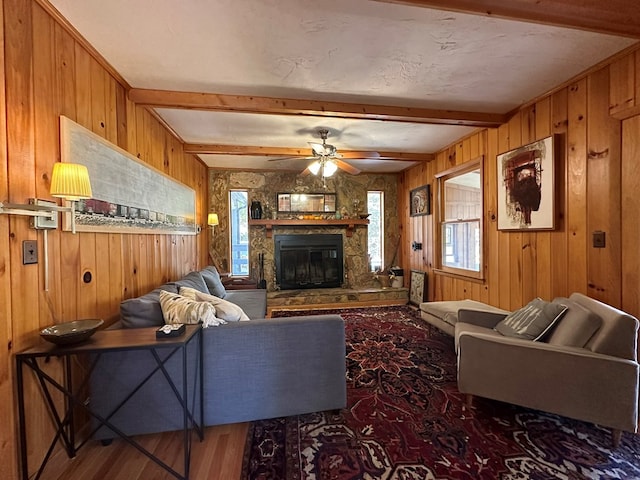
38 423 250 480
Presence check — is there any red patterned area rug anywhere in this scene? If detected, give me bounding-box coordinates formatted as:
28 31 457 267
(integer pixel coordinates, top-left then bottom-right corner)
241 305 640 479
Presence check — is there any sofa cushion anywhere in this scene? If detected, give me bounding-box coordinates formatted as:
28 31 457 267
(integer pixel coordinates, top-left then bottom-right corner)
420 299 506 327
200 266 227 298
159 290 224 327
120 284 179 328
545 297 602 347
180 286 250 322
174 271 209 294
223 290 267 320
495 297 567 341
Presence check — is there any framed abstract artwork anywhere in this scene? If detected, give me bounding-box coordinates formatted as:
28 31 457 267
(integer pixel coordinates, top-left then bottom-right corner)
497 135 556 231
410 184 430 216
409 270 427 305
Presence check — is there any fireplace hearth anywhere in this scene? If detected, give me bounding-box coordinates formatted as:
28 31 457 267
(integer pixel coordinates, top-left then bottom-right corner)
274 234 343 290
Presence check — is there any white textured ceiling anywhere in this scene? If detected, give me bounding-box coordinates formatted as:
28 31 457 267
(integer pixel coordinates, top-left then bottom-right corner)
48 0 637 173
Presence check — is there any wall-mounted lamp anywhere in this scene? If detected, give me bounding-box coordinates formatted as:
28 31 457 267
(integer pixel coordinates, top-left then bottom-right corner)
208 213 219 233
0 162 92 233
0 162 92 291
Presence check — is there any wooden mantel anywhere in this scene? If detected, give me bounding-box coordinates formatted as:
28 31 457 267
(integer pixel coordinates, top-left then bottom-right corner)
249 218 369 238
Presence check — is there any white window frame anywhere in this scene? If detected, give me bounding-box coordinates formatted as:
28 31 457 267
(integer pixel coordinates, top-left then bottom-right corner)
435 157 484 280
367 191 384 272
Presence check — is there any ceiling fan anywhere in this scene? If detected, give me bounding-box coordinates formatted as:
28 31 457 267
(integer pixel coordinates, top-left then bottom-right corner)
271 129 362 178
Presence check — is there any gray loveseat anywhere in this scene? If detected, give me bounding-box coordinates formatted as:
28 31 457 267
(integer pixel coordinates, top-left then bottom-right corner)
455 293 639 446
89 267 347 439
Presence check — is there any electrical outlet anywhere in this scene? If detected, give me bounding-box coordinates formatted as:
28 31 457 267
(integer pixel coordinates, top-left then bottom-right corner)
23 240 38 265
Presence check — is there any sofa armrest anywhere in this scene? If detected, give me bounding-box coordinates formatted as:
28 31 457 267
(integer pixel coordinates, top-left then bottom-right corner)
457 309 507 328
457 331 639 432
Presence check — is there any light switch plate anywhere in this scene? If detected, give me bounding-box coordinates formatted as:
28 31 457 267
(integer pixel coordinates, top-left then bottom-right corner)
23 240 38 264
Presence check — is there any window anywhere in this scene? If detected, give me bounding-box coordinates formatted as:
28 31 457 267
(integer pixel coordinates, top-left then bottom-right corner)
367 191 384 271
229 190 249 276
436 158 483 279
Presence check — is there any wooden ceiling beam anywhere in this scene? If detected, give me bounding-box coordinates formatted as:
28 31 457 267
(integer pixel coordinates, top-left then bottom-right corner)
129 89 507 128
371 0 640 38
184 144 434 162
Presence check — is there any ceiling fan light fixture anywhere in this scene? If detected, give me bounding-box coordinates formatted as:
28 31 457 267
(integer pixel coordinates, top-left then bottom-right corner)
308 160 322 175
323 159 338 177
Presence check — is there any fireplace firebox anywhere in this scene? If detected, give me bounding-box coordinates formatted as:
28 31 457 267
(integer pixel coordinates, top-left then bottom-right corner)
274 234 343 290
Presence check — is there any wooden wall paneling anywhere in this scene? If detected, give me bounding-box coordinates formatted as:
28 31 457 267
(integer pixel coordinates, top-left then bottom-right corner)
566 79 589 295
6 1 50 473
496 123 512 309
485 128 500 307
94 233 112 321
609 52 635 118
136 234 149 296
520 105 537 304
32 4 59 327
507 114 524 310
73 42 91 129
533 97 552 301
125 96 137 157
586 67 622 307
550 88 569 298
636 52 640 111
77 232 97 319
0 0 15 476
53 23 76 119
108 233 123 319
621 117 640 317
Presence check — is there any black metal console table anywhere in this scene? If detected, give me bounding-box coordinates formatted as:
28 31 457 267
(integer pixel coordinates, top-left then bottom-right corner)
16 324 203 480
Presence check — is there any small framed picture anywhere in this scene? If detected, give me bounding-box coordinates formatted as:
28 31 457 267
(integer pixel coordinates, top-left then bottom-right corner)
409 270 427 305
410 185 430 216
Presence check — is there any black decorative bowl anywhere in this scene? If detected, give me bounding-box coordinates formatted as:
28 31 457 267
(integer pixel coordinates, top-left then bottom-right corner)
40 319 104 346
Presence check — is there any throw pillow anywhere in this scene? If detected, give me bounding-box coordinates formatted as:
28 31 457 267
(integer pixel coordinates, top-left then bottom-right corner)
158 290 226 328
179 286 250 322
495 297 567 341
200 266 227 298
174 271 209 294
545 297 602 347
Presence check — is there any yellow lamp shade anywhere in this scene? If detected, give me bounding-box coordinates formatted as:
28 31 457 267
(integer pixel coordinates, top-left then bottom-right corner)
208 213 219 226
50 163 92 201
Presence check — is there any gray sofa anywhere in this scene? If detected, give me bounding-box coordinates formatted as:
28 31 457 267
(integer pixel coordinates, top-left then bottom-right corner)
89 267 347 439
455 293 639 446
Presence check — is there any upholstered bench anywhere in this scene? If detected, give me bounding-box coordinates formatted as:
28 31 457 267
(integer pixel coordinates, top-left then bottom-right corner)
420 299 508 336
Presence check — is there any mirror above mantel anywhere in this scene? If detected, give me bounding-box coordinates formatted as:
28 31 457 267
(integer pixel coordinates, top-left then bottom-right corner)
276 192 336 213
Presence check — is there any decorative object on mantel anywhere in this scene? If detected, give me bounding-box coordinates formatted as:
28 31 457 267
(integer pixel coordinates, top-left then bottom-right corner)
497 135 557 231
40 318 104 346
250 200 262 219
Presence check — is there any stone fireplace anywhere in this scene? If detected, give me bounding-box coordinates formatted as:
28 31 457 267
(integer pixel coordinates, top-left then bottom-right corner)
274 234 343 290
208 170 401 291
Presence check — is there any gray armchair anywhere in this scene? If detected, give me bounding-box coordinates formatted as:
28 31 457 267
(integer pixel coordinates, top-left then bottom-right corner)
455 293 639 446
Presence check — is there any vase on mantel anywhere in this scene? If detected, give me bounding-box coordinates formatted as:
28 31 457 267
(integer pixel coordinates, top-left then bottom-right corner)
250 201 262 219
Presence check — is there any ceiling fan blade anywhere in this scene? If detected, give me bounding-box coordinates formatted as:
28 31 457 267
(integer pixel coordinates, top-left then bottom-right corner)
335 159 361 175
268 156 315 162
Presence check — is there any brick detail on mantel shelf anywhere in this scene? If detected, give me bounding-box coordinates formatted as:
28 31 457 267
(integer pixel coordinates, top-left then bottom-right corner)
266 287 409 316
